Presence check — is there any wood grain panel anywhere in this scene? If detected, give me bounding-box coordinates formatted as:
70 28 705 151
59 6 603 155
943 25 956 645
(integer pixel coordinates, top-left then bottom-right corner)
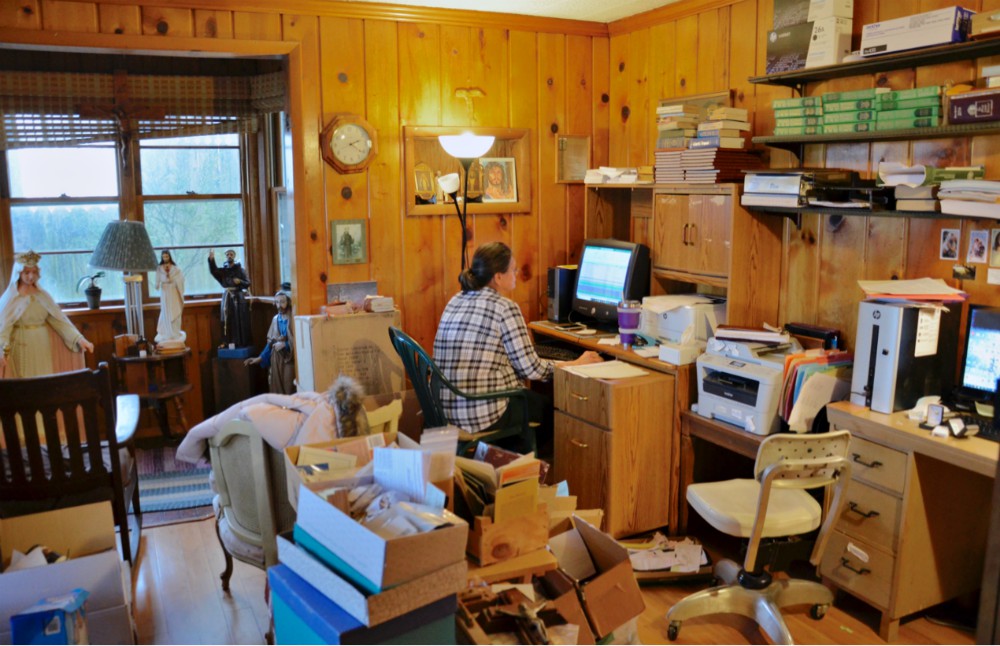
365 19 403 316
626 27 649 167
695 8 722 94
0 0 41 29
538 32 568 275
97 3 139 34
41 0 96 31
728 0 756 115
674 15 697 97
647 20 676 154
232 10 280 40
608 33 628 166
193 9 231 38
592 35 610 169
140 6 192 37
566 34 593 264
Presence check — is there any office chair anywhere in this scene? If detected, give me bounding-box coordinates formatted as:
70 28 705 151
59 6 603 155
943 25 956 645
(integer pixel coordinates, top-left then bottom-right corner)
387 326 536 455
666 430 852 645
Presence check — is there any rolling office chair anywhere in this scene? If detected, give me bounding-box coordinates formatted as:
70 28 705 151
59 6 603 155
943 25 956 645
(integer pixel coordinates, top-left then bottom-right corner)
387 326 536 455
666 430 852 645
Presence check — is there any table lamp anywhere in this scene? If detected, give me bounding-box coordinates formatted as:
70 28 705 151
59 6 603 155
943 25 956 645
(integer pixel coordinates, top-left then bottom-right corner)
89 221 158 342
437 132 495 270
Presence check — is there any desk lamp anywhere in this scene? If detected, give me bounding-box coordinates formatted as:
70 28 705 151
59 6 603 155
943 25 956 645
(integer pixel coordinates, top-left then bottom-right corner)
437 132 495 270
89 221 158 342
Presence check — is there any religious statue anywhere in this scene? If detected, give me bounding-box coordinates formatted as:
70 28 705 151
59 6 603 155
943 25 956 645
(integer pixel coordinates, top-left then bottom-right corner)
208 249 251 348
245 286 295 394
0 250 94 378
154 249 186 347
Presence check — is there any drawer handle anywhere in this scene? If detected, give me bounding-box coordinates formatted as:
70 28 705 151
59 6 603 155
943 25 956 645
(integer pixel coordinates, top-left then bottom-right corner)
689 223 697 245
847 502 880 519
570 438 589 449
682 223 690 245
840 558 871 576
570 392 589 401
851 453 883 469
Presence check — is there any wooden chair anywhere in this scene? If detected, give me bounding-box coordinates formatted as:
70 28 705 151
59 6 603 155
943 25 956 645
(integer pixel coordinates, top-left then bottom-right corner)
0 363 142 564
387 326 536 455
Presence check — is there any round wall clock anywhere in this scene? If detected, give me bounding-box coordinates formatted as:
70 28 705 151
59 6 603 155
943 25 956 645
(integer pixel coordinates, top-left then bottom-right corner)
320 114 378 174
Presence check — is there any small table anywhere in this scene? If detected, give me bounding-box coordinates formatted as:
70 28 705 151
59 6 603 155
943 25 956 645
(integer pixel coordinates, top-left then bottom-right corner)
113 349 192 440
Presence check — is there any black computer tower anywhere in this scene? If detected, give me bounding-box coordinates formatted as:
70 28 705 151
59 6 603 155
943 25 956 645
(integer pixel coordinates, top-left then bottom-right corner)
547 265 577 323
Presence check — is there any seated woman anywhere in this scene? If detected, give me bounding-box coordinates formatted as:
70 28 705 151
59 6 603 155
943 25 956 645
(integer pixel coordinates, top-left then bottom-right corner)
433 241 601 436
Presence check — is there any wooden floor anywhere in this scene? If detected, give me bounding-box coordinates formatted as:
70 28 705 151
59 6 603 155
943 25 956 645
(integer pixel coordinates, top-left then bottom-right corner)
134 519 976 645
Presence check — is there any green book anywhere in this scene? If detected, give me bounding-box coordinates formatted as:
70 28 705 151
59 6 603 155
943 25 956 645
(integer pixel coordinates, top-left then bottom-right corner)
774 116 822 127
824 110 878 124
822 121 875 134
773 106 824 117
822 88 891 102
772 96 822 109
877 106 941 121
877 86 943 102
823 98 882 112
875 117 941 130
773 125 823 135
876 96 943 111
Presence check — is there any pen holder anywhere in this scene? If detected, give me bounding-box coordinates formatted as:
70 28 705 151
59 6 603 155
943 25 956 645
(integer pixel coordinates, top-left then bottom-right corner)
617 300 642 347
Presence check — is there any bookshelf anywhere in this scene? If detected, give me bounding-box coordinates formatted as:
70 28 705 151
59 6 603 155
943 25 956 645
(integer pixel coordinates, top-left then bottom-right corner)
752 122 1000 157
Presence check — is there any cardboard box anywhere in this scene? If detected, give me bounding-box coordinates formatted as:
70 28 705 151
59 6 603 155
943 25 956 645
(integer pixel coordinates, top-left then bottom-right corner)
10 589 88 645
276 532 466 627
293 310 403 395
861 7 974 57
766 17 853 74
467 507 549 565
972 11 1000 39
772 0 853 29
0 504 133 646
948 88 1000 124
283 432 396 510
548 516 645 639
295 484 469 593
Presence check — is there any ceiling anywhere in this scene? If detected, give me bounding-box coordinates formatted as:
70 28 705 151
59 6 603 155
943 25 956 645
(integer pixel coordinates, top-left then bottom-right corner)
343 0 681 23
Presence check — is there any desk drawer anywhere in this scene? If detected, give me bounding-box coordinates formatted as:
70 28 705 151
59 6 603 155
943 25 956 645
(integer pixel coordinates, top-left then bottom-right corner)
837 479 901 551
821 531 894 610
848 436 906 495
554 369 612 428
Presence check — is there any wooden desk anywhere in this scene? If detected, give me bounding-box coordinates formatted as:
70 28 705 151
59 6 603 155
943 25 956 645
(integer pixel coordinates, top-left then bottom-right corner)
113 349 192 441
529 321 695 532
825 401 997 641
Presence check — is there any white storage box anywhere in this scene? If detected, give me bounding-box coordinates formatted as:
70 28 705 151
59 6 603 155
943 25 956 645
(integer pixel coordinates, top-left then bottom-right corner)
861 7 974 57
767 16 853 73
773 0 854 29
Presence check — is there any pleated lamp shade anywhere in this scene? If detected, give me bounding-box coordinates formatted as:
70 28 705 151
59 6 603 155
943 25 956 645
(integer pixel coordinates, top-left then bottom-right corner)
89 221 158 272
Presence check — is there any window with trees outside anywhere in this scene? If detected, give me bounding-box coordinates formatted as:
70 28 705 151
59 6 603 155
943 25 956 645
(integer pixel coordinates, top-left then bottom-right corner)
7 132 246 306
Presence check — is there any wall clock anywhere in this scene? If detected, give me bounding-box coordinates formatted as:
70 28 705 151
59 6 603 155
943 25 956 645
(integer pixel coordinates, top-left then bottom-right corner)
320 114 378 174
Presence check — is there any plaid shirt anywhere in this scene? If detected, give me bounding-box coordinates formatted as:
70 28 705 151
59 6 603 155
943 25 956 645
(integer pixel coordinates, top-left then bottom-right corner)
433 287 553 432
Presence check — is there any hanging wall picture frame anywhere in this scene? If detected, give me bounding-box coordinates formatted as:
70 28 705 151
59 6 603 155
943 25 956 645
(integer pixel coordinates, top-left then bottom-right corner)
331 219 367 265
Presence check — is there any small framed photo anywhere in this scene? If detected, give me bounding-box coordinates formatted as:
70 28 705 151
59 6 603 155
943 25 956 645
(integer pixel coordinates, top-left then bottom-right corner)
992 229 1000 267
331 219 367 265
968 230 989 264
940 228 960 260
480 157 518 203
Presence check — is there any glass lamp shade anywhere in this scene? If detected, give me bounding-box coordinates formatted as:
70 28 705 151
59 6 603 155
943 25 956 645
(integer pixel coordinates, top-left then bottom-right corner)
438 133 495 159
89 221 158 272
437 172 461 195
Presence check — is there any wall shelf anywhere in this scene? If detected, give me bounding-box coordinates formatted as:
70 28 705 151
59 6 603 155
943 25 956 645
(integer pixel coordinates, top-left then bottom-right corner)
748 39 1000 92
752 122 1000 156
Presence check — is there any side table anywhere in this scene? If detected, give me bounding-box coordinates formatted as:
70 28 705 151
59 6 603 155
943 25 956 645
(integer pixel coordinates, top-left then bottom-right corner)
113 349 193 441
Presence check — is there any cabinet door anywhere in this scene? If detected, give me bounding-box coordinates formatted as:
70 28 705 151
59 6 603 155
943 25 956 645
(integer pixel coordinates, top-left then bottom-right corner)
554 412 610 516
652 193 692 271
690 193 732 278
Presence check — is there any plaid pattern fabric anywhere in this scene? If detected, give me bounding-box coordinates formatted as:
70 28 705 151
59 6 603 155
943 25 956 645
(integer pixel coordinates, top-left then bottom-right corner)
433 287 553 433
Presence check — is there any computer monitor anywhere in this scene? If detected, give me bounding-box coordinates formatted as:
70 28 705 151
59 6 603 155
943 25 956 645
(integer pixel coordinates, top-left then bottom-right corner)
958 305 1000 403
571 238 650 328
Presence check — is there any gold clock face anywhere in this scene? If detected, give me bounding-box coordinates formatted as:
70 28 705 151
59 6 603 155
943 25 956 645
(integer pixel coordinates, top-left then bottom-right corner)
331 123 373 166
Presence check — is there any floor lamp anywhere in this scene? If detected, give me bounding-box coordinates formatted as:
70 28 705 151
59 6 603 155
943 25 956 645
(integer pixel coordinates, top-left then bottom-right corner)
89 221 158 343
438 133 495 270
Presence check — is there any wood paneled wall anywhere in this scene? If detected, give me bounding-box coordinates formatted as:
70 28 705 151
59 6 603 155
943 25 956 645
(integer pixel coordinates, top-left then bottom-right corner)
609 0 1000 350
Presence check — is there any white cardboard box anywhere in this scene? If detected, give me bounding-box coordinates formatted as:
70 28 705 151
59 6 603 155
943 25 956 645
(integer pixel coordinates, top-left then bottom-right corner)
767 16 853 73
293 310 403 395
0 503 134 645
861 7 974 57
773 0 854 29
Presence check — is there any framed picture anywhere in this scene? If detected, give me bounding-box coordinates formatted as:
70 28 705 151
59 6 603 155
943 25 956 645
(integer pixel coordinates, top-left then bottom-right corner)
556 135 590 183
480 157 517 203
940 228 960 260
968 230 988 264
413 162 436 202
992 229 1000 267
331 219 367 265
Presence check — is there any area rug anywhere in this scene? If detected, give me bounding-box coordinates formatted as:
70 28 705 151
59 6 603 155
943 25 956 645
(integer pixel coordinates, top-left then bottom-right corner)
135 446 214 527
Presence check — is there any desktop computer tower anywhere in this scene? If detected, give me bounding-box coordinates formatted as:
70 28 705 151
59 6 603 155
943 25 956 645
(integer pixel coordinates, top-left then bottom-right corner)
547 265 577 323
850 301 960 414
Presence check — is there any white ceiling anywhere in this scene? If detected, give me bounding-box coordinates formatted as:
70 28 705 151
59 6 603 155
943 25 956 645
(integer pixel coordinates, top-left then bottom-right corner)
342 0 681 23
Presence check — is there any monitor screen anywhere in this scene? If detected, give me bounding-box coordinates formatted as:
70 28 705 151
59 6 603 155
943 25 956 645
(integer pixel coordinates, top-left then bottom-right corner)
960 305 1000 400
571 239 650 326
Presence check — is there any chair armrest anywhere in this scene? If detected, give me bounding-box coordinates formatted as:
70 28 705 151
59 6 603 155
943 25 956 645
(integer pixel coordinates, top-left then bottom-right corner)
115 394 141 444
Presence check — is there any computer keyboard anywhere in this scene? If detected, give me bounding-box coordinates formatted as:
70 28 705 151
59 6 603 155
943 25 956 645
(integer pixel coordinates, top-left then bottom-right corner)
959 414 1000 443
534 342 583 362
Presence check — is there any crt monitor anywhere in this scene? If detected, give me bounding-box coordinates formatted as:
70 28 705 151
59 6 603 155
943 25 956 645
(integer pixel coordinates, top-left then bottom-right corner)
571 238 650 327
958 305 1000 403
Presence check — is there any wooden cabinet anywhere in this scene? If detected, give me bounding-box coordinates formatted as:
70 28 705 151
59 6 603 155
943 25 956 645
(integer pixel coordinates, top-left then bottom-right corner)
553 367 674 538
113 349 192 440
652 191 731 280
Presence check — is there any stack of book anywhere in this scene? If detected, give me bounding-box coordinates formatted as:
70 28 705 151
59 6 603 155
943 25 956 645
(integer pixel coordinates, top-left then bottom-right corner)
819 87 889 134
874 85 943 130
773 95 824 135
690 106 751 150
741 169 858 208
655 102 704 149
681 148 762 183
653 149 685 183
771 85 944 135
938 179 1000 219
983 63 1000 88
878 162 985 211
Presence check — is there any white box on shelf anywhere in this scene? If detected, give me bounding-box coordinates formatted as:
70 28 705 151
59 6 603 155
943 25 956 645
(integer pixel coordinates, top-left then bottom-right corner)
861 7 975 57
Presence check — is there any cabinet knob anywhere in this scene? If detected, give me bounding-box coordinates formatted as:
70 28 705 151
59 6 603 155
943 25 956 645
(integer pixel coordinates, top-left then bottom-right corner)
570 438 589 449
570 392 589 401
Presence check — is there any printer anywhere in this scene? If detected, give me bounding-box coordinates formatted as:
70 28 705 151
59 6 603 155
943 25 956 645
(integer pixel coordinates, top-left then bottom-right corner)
696 338 799 435
641 295 726 365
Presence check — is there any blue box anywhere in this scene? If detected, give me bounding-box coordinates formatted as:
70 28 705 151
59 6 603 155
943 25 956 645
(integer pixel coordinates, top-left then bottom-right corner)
10 589 89 645
268 565 456 644
218 346 253 359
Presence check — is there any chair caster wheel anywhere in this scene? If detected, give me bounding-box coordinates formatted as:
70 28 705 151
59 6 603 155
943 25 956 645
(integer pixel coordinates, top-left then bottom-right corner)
667 621 681 641
809 604 828 620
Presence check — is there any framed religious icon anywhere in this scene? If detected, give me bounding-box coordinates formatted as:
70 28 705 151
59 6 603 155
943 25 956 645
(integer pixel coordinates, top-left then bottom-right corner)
480 157 518 203
414 162 436 203
331 219 367 264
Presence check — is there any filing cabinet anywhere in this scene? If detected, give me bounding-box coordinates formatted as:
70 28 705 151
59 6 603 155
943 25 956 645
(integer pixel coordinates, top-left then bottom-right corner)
553 367 674 538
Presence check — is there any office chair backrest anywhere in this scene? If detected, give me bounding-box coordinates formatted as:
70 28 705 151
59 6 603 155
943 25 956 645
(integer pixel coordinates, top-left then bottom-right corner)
754 429 852 488
387 327 449 428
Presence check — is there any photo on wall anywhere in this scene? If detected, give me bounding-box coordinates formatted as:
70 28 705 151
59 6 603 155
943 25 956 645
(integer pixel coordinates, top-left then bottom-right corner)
968 230 989 264
331 219 367 265
992 229 1000 267
940 228 960 261
480 157 517 203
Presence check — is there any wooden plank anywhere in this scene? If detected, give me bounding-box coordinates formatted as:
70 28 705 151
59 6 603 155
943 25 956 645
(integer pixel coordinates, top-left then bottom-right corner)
592 35 610 169
565 34 593 266
140 6 193 37
727 0 755 115
97 3 139 34
673 14 697 97
0 0 41 29
695 8 721 94
626 27 649 167
538 32 568 275
233 10 280 40
193 9 232 39
608 32 628 166
647 20 676 155
40 0 96 31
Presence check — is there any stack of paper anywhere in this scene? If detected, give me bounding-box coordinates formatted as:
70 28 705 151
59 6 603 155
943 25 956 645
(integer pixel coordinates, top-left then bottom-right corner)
584 167 639 185
455 450 547 522
858 277 967 303
938 179 1000 219
780 349 853 432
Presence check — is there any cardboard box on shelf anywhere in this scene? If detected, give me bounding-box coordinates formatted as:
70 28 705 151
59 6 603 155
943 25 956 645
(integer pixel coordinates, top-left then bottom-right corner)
772 0 853 29
861 6 975 57
0 503 133 646
766 17 853 74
